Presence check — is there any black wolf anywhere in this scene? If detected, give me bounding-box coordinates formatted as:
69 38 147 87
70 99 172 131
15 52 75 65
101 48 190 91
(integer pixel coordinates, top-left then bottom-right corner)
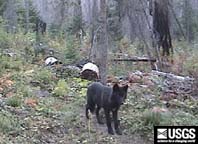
85 82 128 135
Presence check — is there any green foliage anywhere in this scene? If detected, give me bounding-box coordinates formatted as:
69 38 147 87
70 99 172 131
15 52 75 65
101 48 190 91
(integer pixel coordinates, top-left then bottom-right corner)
0 19 36 62
69 77 89 97
173 41 198 76
0 110 21 133
52 79 69 97
0 56 24 75
66 16 82 35
20 85 34 98
142 110 172 126
34 68 54 84
6 96 22 107
0 0 6 15
180 2 198 41
17 0 38 33
48 24 64 38
172 110 198 126
107 2 122 41
64 36 80 63
184 48 198 75
0 17 11 50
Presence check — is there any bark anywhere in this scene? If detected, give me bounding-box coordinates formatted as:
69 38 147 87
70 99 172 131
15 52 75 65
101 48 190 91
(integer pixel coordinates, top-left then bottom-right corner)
3 0 18 33
152 0 173 56
112 57 156 62
91 0 108 84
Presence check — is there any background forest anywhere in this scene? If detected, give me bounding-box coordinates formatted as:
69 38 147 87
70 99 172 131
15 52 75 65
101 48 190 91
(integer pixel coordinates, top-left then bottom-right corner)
0 0 198 143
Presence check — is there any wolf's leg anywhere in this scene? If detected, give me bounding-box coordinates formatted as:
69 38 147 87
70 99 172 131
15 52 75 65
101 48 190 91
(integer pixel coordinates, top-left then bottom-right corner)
113 109 122 135
96 106 104 124
86 102 95 119
104 109 114 135
85 104 90 119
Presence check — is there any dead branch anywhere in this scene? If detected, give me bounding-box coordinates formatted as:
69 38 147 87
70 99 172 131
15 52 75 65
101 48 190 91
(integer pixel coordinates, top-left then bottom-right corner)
112 57 156 62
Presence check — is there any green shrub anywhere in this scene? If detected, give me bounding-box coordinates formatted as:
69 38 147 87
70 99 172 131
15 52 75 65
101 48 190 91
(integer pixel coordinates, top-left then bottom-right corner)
172 110 198 126
34 68 54 84
6 96 22 107
173 41 198 76
0 111 21 133
142 109 172 126
0 55 25 74
0 17 11 50
52 79 69 97
184 49 198 75
64 36 80 64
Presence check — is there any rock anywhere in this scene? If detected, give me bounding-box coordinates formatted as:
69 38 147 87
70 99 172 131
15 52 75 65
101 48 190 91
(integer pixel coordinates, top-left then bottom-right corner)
33 90 51 97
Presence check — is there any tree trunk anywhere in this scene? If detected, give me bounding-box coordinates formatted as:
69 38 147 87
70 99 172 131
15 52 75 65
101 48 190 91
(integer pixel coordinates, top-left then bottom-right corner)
3 0 18 33
152 0 173 56
24 0 30 34
91 0 108 84
184 0 193 43
89 0 98 54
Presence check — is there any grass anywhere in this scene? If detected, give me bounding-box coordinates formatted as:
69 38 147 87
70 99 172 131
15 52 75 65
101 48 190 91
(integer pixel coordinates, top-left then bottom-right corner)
52 79 69 97
0 30 198 143
0 110 21 134
6 96 22 107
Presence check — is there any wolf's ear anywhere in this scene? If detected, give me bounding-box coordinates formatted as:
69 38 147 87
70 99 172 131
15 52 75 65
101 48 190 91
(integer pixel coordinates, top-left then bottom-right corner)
123 85 128 92
113 83 119 91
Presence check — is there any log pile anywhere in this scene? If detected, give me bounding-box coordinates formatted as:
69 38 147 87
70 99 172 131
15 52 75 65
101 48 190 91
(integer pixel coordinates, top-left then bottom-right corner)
151 70 194 95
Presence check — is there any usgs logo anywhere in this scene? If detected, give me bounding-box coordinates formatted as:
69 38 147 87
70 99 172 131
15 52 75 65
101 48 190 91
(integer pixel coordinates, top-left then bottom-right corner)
167 128 195 139
154 126 198 144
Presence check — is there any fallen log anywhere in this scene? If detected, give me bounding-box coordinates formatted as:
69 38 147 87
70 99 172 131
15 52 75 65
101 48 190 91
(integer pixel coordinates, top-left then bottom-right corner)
112 57 156 62
151 70 194 81
151 70 194 95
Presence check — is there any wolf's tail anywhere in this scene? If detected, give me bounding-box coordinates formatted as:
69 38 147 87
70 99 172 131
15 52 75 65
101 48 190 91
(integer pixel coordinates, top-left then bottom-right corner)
86 104 95 119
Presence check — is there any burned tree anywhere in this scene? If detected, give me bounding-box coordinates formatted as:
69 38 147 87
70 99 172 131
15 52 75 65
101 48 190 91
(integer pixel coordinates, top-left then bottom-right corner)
149 0 173 56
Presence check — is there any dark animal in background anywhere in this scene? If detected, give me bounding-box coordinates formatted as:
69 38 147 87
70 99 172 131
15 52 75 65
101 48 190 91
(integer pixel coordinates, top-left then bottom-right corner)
86 82 128 135
35 18 47 35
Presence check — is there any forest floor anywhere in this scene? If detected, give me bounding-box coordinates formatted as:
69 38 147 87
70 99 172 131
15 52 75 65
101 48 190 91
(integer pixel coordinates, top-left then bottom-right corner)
0 55 198 144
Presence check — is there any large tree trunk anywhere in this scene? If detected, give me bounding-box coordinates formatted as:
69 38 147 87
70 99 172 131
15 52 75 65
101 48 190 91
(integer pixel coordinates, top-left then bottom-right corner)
91 0 108 84
89 0 98 53
152 0 173 56
3 0 18 33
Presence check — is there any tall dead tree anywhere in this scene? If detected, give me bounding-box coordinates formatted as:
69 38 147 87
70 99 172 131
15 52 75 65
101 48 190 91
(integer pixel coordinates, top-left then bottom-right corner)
149 0 173 56
91 0 108 84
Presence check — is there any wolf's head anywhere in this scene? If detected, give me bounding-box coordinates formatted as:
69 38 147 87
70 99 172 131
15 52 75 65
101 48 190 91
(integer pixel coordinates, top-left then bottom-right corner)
111 83 128 106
